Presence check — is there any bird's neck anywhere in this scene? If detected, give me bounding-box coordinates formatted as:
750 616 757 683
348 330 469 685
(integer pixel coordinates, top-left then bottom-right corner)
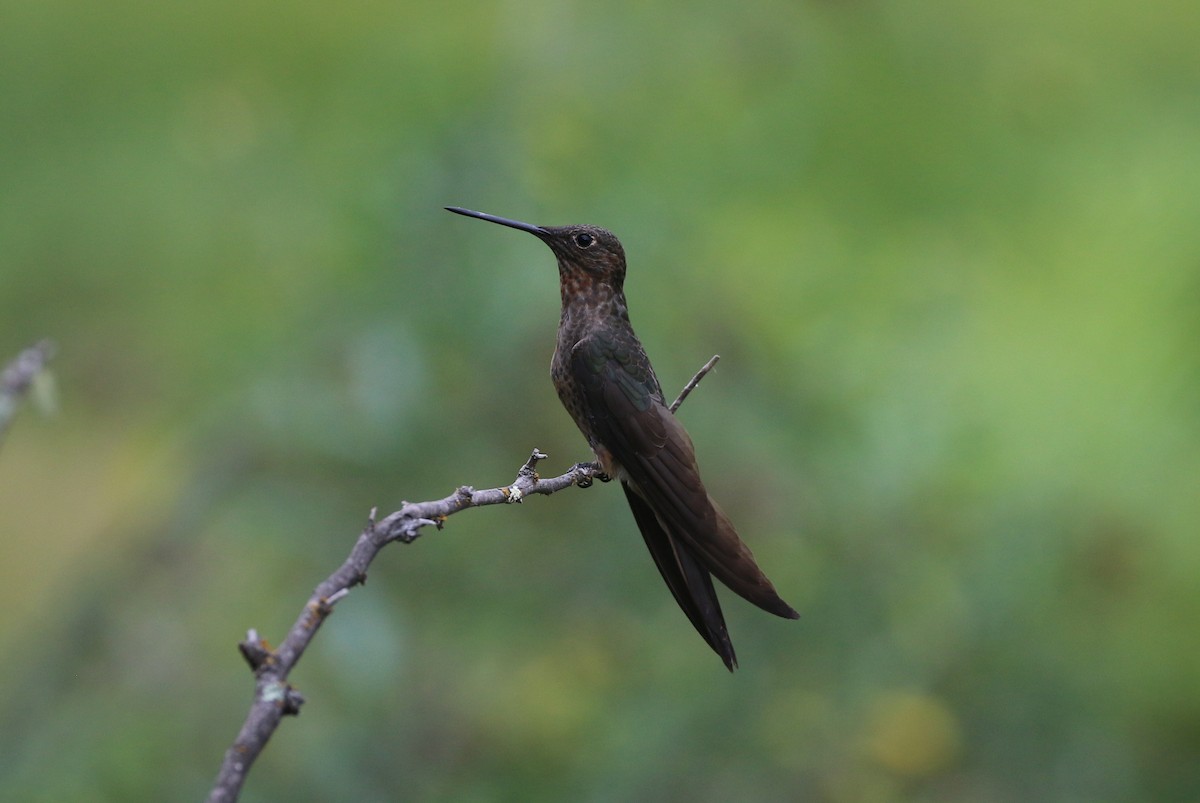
558 280 630 341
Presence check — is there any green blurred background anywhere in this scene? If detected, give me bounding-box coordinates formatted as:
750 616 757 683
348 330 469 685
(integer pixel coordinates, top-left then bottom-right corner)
2 0 1198 800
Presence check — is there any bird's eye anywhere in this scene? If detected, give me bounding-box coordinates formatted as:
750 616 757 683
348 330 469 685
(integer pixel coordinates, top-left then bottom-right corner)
574 232 594 248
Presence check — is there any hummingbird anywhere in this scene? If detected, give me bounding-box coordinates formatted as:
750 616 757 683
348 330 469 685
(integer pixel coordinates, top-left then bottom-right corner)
446 206 799 670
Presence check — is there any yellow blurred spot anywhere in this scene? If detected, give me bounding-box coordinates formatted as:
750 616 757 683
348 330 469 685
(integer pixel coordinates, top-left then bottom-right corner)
863 691 961 778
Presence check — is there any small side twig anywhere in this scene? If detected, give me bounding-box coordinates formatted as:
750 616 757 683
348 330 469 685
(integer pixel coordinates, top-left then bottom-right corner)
206 355 721 803
670 354 719 413
0 339 56 443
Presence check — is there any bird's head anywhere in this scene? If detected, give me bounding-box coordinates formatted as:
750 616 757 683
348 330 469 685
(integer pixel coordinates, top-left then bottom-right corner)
446 208 627 296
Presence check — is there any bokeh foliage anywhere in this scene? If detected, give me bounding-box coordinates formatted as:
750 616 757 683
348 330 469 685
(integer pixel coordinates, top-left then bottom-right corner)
2 0 1198 800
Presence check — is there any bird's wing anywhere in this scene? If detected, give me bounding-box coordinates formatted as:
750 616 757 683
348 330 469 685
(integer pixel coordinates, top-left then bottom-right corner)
571 333 798 620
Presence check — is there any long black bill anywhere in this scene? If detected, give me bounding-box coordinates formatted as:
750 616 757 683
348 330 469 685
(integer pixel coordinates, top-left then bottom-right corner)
445 207 548 236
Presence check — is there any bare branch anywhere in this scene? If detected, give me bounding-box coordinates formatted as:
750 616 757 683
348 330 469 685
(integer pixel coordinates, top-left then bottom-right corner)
670 354 719 413
207 357 721 803
0 339 55 442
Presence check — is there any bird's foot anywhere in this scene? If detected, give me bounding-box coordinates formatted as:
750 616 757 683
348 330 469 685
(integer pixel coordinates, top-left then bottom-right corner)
573 463 595 488
572 462 610 488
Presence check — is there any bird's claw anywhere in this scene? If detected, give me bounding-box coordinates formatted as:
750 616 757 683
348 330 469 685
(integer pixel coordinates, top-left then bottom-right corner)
572 462 610 488
572 462 594 488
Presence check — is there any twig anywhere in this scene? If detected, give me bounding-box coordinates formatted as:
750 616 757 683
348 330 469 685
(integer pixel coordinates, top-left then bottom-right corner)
0 340 56 442
670 354 719 413
206 356 720 803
